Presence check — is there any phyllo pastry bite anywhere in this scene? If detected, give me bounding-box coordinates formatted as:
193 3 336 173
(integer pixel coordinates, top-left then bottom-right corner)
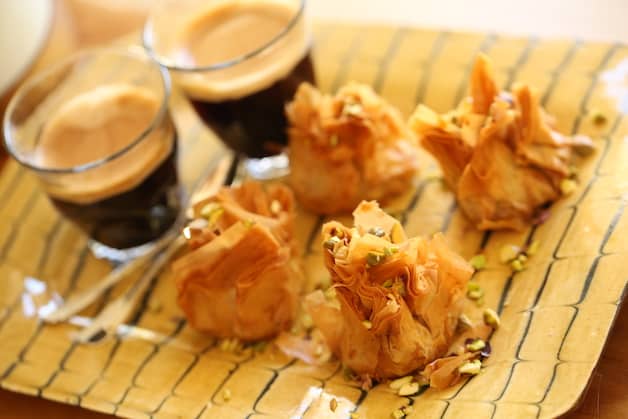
303 201 484 382
172 181 303 341
410 54 594 230
286 82 419 214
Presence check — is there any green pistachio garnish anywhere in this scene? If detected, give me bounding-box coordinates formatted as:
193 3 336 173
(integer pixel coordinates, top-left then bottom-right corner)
366 252 385 267
458 359 482 375
499 244 521 263
511 259 524 272
329 134 339 147
362 320 373 330
560 178 577 195
200 203 224 225
467 282 484 300
383 246 399 256
382 279 393 288
466 339 486 352
526 240 540 256
469 254 487 270
483 308 501 329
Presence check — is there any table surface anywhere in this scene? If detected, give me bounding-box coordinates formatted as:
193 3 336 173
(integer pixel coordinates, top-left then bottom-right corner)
1 1 627 418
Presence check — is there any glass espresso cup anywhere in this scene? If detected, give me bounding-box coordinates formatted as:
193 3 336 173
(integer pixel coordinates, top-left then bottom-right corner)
143 0 316 179
3 49 183 262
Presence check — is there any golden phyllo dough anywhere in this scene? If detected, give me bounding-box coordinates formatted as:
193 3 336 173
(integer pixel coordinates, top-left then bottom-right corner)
172 181 303 341
305 201 472 379
410 54 593 230
286 82 419 214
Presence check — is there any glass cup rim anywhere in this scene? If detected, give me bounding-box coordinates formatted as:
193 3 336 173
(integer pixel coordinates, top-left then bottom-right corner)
142 0 307 73
2 46 172 175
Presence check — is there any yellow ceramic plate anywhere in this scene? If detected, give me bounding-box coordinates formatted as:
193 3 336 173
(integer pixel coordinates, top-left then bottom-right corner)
0 23 627 419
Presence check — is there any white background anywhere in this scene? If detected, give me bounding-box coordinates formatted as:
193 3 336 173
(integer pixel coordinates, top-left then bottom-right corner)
309 0 628 42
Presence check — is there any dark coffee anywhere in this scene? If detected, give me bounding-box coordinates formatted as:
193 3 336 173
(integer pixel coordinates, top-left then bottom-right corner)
35 84 181 250
191 52 315 157
50 138 180 249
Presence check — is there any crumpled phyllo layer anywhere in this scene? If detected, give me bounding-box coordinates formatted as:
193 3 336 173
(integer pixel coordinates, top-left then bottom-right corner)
305 201 472 379
172 181 303 341
286 82 419 214
410 54 593 230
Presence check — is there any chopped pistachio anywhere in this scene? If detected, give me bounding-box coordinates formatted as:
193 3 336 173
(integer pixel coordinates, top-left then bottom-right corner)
592 111 607 126
475 296 485 307
324 236 341 251
366 252 385 267
368 226 386 237
362 320 373 330
467 282 484 300
384 246 399 257
398 382 420 396
469 254 487 270
458 359 482 375
242 219 256 228
391 224 404 243
270 200 282 215
350 413 360 419
222 388 232 402
389 375 414 390
393 281 407 297
526 240 540 256
329 134 339 147
330 398 338 412
403 405 414 415
200 203 224 225
511 259 525 272
382 279 393 288
560 178 578 195
517 254 528 263
466 339 486 352
483 308 501 329
391 409 405 419
499 245 521 263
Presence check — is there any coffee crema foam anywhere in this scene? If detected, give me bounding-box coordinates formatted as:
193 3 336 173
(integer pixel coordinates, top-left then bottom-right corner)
169 0 310 102
36 84 174 204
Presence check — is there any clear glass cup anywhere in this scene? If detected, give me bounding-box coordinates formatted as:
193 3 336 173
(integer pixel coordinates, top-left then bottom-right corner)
143 0 316 179
3 48 183 262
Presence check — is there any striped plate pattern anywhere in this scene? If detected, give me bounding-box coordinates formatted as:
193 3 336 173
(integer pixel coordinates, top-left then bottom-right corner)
0 23 627 419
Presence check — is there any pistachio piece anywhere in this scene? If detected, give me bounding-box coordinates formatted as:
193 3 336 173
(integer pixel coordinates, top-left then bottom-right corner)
200 203 224 225
458 359 482 375
483 308 501 329
511 259 524 272
362 320 373 330
469 254 487 270
382 279 393 288
222 388 232 401
560 178 578 195
467 282 484 300
389 375 414 390
384 246 399 257
499 244 521 263
398 381 420 396
329 134 339 147
466 339 486 352
391 409 405 419
526 240 540 256
366 252 385 267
